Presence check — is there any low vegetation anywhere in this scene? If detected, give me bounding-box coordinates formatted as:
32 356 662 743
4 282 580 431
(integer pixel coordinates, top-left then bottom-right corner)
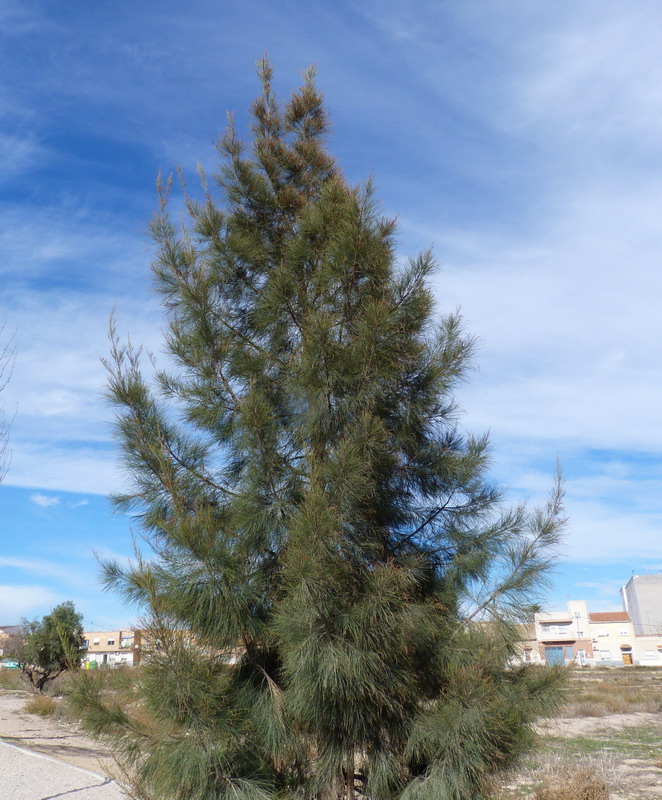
0 669 22 691
7 660 662 799
496 667 662 799
561 666 662 717
533 767 609 800
23 693 56 716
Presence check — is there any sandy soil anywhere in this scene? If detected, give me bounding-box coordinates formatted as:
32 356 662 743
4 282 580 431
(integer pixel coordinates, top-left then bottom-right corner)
533 711 662 799
0 689 117 777
539 709 662 738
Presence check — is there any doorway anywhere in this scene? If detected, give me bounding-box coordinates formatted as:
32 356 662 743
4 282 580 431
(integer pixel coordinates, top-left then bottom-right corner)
544 646 565 665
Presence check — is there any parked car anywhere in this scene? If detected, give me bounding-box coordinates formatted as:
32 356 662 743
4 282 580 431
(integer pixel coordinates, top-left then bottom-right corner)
0 659 20 669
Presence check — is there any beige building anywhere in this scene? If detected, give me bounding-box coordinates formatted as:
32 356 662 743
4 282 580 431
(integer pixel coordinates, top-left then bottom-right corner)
83 629 140 667
587 611 635 666
530 601 662 667
534 600 594 665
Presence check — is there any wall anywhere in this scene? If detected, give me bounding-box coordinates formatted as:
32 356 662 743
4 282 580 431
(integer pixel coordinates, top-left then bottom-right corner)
622 575 662 636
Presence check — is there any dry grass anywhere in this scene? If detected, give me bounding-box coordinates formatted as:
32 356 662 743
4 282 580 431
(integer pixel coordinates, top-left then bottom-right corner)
496 750 616 799
0 669 22 690
534 767 609 799
24 693 57 716
561 667 662 717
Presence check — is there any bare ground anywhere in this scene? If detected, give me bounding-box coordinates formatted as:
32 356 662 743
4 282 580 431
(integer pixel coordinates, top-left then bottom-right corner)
501 710 662 799
0 689 117 777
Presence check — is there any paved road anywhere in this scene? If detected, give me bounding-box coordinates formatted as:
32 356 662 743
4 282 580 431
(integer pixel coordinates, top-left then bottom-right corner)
0 739 127 799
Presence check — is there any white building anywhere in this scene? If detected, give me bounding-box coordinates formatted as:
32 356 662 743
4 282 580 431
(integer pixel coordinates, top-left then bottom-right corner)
621 574 662 636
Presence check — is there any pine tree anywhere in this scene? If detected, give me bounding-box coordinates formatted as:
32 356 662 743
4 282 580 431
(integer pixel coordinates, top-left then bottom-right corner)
73 63 565 800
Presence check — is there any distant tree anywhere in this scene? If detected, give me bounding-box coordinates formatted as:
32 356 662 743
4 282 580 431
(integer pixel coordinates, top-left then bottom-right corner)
10 602 86 692
73 64 565 800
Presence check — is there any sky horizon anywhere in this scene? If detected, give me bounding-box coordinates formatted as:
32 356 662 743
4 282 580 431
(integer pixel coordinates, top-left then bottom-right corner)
2 0 662 628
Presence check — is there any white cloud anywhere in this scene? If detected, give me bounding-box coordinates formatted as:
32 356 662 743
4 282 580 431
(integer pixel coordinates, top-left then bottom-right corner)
29 492 60 508
512 6 662 145
0 133 45 181
574 579 628 600
11 443 120 496
0 556 79 585
0 268 163 494
68 499 89 509
0 585 60 623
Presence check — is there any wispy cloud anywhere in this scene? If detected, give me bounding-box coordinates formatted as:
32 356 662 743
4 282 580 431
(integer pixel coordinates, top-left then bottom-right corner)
1 280 162 494
68 499 89 509
0 584 60 622
2 0 662 614
30 492 60 508
0 555 75 583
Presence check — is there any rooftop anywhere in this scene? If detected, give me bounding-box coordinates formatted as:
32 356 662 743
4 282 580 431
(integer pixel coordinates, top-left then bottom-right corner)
588 612 631 623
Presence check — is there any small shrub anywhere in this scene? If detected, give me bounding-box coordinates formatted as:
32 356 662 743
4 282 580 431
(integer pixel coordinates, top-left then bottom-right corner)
0 669 23 690
534 768 609 800
24 693 56 716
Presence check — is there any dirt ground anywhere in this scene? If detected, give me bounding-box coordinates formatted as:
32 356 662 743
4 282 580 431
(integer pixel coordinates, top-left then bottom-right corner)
502 710 662 799
0 689 117 777
539 709 662 738
1 685 661 799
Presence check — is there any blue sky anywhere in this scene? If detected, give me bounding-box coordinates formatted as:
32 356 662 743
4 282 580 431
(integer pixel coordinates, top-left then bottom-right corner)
2 0 662 627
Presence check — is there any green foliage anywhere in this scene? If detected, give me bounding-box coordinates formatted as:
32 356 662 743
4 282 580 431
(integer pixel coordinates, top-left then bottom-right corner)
74 62 566 799
11 601 85 692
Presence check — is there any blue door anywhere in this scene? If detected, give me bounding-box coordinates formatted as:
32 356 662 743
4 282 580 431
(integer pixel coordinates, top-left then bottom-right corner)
545 646 565 665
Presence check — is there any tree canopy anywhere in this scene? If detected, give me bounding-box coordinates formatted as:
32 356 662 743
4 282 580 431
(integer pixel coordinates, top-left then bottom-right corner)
12 601 86 691
73 63 565 800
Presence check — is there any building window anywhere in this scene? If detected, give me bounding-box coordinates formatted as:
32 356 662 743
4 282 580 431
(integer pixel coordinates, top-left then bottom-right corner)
541 623 572 634
597 628 608 637
619 629 629 636
599 650 611 660
644 650 656 660
107 639 115 646
84 640 89 648
93 638 100 645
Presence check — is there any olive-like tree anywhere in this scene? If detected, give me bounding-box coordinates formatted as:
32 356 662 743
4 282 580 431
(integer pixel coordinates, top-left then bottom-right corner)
73 64 565 800
11 601 86 692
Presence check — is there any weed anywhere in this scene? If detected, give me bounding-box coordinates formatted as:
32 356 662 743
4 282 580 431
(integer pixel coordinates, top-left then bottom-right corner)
534 767 609 799
24 693 56 716
0 669 22 690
